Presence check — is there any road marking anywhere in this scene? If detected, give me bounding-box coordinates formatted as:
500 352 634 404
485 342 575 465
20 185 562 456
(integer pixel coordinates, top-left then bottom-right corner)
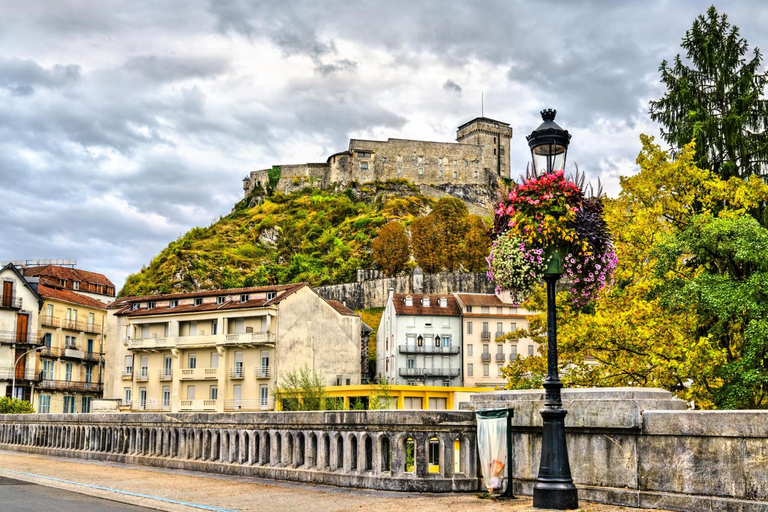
0 468 238 512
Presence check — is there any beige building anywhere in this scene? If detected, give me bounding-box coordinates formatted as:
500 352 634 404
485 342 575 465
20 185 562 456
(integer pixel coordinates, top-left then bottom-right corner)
105 283 361 412
34 285 107 413
454 293 536 388
0 264 42 401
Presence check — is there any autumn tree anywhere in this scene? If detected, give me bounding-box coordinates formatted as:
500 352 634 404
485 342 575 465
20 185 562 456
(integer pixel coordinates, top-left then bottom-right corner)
371 221 410 276
462 215 491 271
430 197 469 270
649 6 768 181
410 216 442 273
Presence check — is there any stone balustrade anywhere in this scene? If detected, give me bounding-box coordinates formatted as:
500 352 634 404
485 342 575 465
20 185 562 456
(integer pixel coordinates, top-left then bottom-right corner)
0 410 479 492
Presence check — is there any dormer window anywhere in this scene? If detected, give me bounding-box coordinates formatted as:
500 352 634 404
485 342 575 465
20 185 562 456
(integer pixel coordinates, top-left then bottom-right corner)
240 294 250 303
439 297 447 307
131 303 139 311
147 301 156 309
466 306 472 313
422 297 430 307
194 298 203 306
73 281 80 290
169 299 178 308
266 291 276 300
405 296 413 307
216 296 226 305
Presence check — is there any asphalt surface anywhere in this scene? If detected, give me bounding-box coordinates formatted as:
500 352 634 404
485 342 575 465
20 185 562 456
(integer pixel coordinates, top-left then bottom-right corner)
0 474 155 511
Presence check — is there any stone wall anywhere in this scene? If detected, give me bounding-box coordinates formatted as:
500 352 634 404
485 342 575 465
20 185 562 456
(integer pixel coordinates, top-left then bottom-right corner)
0 410 479 493
316 271 495 311
466 388 768 511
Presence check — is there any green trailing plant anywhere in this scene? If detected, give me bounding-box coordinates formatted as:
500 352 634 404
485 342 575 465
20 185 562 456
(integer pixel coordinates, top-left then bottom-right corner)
0 396 34 414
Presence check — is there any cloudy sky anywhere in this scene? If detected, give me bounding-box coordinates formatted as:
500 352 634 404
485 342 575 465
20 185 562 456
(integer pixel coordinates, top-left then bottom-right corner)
1 1 766 290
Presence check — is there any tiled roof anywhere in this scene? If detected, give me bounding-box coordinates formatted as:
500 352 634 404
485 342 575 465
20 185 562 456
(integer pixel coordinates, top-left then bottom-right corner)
455 293 519 307
110 283 302 308
326 299 358 317
114 283 307 316
37 285 106 310
392 293 461 317
23 265 114 289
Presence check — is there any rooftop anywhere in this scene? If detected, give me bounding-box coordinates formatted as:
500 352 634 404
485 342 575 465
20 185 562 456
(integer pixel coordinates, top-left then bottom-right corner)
392 293 461 317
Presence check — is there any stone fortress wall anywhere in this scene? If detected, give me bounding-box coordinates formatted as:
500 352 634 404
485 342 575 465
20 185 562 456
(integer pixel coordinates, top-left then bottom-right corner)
243 117 513 197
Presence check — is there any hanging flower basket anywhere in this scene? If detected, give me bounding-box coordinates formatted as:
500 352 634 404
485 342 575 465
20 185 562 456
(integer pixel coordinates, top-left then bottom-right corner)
487 170 616 306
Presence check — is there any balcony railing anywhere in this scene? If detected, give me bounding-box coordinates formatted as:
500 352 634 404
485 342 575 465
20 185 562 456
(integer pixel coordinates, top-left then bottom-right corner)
254 366 271 379
122 368 133 380
158 369 172 381
481 331 491 341
61 319 84 331
83 322 102 335
481 353 492 362
179 399 218 411
510 353 518 361
131 399 162 411
37 378 103 393
398 345 460 355
41 315 60 328
0 295 22 309
223 398 273 411
228 367 245 379
180 367 218 380
135 369 149 382
398 367 460 378
0 330 43 345
0 367 38 380
38 345 102 362
124 331 275 350
495 332 504 340
495 353 506 363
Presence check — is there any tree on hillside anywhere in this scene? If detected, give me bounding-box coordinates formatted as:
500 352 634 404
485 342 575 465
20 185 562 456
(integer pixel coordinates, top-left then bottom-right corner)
410 216 442 273
462 215 491 271
649 6 768 181
431 197 469 270
371 221 410 276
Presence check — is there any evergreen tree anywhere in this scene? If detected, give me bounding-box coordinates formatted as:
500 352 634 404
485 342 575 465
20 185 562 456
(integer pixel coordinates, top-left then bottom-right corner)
649 6 768 181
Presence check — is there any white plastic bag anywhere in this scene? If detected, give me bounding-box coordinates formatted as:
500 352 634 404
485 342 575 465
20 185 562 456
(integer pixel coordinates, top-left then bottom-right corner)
476 409 508 493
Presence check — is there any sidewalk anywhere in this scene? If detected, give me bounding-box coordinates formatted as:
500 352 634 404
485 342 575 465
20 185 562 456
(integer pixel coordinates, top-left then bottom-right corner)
0 450 670 512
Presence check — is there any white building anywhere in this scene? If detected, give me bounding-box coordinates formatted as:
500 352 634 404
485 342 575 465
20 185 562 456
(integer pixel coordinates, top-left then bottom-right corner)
376 292 463 387
0 264 42 401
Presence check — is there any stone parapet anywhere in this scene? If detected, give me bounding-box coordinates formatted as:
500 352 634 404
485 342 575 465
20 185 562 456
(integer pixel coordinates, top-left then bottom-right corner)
0 410 479 493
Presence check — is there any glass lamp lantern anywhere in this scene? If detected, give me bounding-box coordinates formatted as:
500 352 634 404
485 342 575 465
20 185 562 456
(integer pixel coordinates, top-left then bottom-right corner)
526 109 571 174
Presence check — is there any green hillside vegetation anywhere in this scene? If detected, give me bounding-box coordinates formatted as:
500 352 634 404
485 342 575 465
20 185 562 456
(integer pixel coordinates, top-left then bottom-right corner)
121 182 436 296
359 307 385 362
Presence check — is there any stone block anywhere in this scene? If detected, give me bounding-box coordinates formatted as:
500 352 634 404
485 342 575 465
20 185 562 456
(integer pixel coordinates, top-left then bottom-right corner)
644 410 768 437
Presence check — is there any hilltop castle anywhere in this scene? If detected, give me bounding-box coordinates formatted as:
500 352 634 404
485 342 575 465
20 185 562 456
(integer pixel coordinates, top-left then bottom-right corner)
242 117 512 197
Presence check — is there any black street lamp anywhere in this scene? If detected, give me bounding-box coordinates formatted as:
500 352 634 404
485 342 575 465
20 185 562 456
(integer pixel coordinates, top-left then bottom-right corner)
527 109 579 510
527 109 572 174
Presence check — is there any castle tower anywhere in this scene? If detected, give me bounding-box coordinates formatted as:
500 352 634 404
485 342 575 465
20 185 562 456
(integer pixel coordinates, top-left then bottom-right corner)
456 117 513 179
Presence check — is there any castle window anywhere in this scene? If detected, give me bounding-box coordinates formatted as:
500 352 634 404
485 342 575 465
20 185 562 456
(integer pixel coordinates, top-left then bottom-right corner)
357 151 371 158
493 137 497 143
418 156 424 165
397 165 403 175
438 158 443 166
360 162 368 170
453 170 458 178
493 148 497 156
419 167 424 175
438 168 444 178
464 160 468 167
474 169 479 178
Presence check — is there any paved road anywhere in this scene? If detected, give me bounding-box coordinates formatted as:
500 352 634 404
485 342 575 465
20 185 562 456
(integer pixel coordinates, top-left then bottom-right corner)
0 475 154 512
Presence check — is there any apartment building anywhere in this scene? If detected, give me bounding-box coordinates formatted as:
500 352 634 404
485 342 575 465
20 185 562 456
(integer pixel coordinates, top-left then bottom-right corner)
105 283 361 412
376 292 463 387
21 264 116 304
34 286 106 413
0 264 42 401
455 293 536 388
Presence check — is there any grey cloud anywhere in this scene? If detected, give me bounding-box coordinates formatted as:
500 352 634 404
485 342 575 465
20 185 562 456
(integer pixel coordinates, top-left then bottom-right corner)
0 58 80 96
124 55 230 83
315 59 357 77
443 79 462 95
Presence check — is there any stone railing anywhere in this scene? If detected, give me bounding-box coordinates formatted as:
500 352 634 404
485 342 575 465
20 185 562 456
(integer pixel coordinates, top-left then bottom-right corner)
0 410 479 492
466 388 768 511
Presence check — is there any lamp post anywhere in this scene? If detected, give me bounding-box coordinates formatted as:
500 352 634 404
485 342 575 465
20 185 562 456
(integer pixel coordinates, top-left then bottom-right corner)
526 109 579 510
11 345 44 401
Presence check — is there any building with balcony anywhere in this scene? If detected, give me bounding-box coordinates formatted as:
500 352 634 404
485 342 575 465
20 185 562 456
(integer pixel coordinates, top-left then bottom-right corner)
20 264 115 304
105 283 361 412
0 263 43 401
376 292 463 386
454 292 536 388
34 285 107 413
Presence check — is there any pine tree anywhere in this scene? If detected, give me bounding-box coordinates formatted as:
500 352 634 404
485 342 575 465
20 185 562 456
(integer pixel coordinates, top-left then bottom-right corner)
649 6 768 181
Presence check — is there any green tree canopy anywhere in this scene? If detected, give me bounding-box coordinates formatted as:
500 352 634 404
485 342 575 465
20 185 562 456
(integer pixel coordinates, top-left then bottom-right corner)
649 6 768 181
